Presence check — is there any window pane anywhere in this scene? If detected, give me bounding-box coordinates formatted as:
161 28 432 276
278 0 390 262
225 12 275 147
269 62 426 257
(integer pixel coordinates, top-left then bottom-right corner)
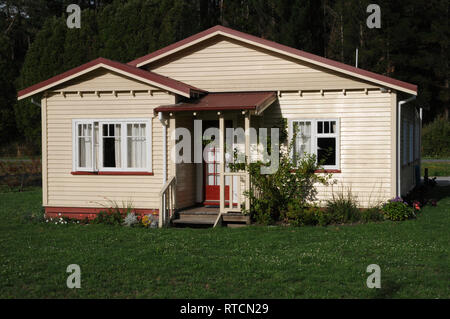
77 123 92 168
317 138 336 166
103 124 121 168
318 121 323 134
127 123 147 168
331 121 336 133
294 121 311 159
324 121 329 134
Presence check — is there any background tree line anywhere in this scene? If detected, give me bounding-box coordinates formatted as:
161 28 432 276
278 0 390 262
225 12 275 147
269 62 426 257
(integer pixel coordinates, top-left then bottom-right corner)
1 0 448 155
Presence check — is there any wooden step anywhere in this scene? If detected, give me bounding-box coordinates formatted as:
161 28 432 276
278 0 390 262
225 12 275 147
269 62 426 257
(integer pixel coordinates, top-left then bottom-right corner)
222 213 251 224
172 218 216 225
226 223 247 228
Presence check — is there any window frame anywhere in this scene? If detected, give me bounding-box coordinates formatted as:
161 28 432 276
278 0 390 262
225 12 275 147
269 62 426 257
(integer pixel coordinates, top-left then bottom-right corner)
72 118 152 173
72 120 95 172
289 118 340 170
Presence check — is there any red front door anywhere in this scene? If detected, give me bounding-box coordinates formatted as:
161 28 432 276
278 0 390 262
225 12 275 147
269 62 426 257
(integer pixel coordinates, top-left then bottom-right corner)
204 146 229 204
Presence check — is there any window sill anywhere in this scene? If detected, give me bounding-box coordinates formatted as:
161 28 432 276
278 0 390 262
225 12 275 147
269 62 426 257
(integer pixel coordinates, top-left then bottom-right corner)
71 171 154 176
290 169 341 173
315 169 341 173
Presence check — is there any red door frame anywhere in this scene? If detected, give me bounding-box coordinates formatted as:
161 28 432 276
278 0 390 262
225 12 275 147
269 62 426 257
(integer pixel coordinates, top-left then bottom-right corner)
202 120 232 205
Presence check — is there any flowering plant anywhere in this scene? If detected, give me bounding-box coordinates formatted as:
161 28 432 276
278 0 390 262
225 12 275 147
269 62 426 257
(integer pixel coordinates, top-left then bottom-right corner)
382 198 415 221
141 215 152 227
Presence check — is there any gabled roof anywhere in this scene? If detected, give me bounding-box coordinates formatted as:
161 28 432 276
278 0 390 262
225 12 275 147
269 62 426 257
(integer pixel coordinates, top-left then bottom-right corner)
17 57 206 100
128 25 417 95
155 92 277 114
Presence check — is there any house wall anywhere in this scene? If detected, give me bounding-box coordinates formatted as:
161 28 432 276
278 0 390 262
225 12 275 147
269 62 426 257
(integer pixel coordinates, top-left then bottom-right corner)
262 90 396 207
147 37 398 207
400 102 421 196
174 115 197 209
147 36 378 92
43 71 175 215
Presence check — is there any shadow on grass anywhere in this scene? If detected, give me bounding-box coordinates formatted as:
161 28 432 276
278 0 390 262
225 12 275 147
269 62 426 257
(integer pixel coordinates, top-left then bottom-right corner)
427 185 450 202
371 279 402 299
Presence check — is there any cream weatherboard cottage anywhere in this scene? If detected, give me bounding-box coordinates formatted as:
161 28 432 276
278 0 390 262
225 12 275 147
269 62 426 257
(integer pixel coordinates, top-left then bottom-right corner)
17 26 421 227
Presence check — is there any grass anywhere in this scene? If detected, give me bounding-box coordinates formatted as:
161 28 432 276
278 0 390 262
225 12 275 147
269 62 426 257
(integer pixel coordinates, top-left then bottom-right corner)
421 160 450 177
0 187 449 299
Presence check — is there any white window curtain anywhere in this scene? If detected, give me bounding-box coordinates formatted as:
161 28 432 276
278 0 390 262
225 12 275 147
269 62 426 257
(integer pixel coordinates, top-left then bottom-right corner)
114 124 121 168
127 123 147 168
78 123 92 169
294 121 312 159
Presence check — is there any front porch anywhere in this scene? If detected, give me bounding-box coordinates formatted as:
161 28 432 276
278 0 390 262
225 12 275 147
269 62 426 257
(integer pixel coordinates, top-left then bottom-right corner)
171 206 250 228
155 92 277 227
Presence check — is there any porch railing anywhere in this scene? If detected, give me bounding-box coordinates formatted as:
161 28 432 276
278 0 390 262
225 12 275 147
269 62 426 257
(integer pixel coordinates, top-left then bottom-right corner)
222 172 248 213
159 175 176 228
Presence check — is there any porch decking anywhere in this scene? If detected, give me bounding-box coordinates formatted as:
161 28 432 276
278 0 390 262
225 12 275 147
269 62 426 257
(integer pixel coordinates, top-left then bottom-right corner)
171 206 250 228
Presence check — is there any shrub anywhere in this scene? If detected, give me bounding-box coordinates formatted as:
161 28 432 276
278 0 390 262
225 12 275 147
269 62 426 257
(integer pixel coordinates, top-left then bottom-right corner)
92 210 124 225
233 126 333 225
325 187 361 224
422 117 450 158
0 158 41 191
123 213 139 227
359 207 384 223
382 197 416 221
285 202 320 226
91 198 135 226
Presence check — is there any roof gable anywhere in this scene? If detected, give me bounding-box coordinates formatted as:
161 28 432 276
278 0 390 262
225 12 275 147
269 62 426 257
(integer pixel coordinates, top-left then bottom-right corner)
147 36 380 92
17 57 205 100
128 25 417 95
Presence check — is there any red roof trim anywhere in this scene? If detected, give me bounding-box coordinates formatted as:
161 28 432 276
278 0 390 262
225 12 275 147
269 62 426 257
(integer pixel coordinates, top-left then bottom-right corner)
155 105 256 112
17 57 205 99
154 91 276 112
128 25 417 94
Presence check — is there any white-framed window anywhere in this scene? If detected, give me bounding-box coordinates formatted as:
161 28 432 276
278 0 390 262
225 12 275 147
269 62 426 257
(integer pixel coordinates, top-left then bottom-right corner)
72 119 152 172
74 121 94 171
289 119 340 170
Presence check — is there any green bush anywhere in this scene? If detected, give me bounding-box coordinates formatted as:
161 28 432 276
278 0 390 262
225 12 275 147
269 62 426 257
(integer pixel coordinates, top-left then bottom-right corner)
422 117 450 158
92 210 124 226
382 199 416 221
91 199 135 225
234 124 333 225
325 188 361 224
359 207 384 223
242 152 332 225
285 202 320 226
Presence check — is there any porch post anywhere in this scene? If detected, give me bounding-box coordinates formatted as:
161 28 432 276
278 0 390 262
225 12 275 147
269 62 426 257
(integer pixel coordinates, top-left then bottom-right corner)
245 112 251 211
219 114 225 214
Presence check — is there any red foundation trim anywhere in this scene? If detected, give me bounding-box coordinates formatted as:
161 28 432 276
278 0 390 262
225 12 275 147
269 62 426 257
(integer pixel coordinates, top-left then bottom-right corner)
44 206 159 220
71 171 154 176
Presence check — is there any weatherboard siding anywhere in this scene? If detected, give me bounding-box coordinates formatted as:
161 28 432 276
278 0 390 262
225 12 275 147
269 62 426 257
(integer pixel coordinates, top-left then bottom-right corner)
44 83 175 210
148 36 378 92
262 90 396 207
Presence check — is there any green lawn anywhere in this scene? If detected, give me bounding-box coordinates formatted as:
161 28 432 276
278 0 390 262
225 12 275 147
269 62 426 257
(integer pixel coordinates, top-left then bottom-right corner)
0 187 449 299
421 160 450 177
